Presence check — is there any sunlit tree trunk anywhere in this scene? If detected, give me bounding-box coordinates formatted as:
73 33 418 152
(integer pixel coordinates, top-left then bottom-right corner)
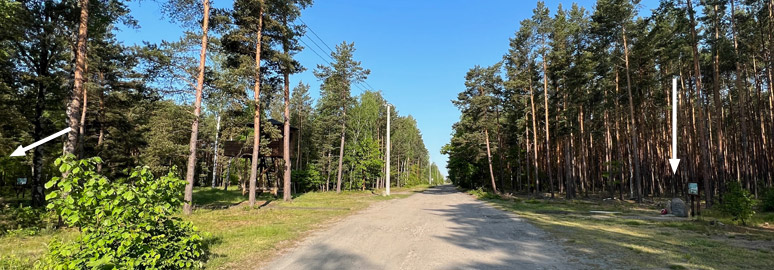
336 115 346 193
248 2 264 206
96 71 105 173
183 0 211 215
528 67 540 193
282 17 292 201
65 0 90 157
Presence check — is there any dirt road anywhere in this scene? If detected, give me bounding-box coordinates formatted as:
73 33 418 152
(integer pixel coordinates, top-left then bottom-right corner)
264 185 597 270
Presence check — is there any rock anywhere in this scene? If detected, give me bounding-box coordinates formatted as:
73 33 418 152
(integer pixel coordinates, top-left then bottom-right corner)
670 198 688 217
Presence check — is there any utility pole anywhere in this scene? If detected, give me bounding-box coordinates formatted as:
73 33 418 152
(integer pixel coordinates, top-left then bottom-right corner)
428 160 431 185
385 103 391 196
212 114 221 188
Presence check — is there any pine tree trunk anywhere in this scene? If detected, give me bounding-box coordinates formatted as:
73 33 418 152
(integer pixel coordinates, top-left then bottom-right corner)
65 0 90 157
484 129 498 193
211 114 220 188
325 151 331 191
542 58 553 197
296 114 302 168
183 0 211 215
711 4 726 200
96 71 105 173
730 0 751 191
282 43 292 201
622 25 642 203
248 3 264 206
687 0 714 207
528 67 540 194
78 61 88 158
336 117 346 193
31 48 49 207
614 69 624 201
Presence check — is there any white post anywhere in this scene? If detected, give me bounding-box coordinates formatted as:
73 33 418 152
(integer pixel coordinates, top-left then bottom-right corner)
211 114 221 188
385 104 391 196
428 160 431 185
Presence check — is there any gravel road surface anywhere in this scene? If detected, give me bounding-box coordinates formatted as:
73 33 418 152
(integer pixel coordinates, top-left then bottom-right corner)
264 185 597 270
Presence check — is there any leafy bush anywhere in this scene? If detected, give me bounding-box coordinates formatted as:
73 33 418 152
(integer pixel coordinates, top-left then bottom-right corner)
719 182 756 225
41 155 206 269
762 188 774 212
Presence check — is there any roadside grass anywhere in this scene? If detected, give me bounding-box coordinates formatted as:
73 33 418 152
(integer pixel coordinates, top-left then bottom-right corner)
0 186 424 269
469 191 774 270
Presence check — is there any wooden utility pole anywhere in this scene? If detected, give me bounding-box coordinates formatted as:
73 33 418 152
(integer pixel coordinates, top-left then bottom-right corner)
385 104 391 196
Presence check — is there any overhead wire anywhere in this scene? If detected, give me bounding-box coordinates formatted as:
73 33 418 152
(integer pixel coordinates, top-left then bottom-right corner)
294 19 375 93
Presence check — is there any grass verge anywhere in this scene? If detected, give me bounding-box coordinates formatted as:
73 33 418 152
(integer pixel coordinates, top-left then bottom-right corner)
468 190 774 270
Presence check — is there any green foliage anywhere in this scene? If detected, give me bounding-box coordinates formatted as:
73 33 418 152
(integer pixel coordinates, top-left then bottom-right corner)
719 182 756 225
42 155 206 269
292 164 324 192
345 136 383 189
761 188 774 212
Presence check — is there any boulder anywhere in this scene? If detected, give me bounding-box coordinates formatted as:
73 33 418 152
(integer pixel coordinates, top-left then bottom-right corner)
670 198 688 217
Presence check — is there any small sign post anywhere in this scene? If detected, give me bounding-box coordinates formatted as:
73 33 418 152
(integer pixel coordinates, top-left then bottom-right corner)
688 182 699 217
15 178 27 198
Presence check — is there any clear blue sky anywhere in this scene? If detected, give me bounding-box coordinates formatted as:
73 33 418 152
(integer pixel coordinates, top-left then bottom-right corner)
117 0 658 177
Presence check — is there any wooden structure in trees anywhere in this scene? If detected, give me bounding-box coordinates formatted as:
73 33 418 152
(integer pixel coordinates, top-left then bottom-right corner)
223 119 298 159
222 119 297 194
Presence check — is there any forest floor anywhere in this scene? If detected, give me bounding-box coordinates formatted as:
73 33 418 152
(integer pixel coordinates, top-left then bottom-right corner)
0 185 427 269
471 190 774 270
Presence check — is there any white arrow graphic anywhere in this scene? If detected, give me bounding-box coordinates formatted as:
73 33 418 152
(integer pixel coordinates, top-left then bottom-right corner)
10 127 72 157
669 78 680 174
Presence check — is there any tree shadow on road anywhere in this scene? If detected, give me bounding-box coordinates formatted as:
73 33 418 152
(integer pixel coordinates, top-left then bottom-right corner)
427 201 605 270
416 185 462 196
267 243 378 270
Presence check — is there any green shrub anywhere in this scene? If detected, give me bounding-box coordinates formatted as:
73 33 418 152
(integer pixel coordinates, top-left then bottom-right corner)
719 182 756 225
468 187 500 200
292 164 324 192
762 188 774 212
40 155 206 269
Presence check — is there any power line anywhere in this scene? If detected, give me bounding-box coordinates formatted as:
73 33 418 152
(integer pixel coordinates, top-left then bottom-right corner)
299 18 335 53
297 38 332 66
297 37 368 93
296 19 375 93
363 81 377 91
